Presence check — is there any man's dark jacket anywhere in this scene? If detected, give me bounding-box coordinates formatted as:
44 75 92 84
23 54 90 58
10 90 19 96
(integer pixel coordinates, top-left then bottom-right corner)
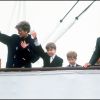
89 37 100 65
0 32 39 68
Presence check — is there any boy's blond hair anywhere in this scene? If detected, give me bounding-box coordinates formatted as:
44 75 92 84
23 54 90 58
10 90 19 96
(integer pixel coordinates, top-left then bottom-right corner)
67 51 77 59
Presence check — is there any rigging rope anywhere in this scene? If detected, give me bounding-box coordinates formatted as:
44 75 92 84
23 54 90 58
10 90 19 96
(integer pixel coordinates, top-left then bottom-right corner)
75 0 96 20
60 0 79 23
6 1 18 34
23 1 26 21
43 1 79 45
53 0 96 43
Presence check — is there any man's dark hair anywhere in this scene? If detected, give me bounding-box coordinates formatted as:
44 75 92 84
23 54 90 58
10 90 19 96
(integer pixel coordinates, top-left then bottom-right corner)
46 42 56 50
15 21 31 33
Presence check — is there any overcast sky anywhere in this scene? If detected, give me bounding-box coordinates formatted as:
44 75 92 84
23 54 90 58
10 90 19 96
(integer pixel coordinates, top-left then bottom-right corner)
0 1 100 68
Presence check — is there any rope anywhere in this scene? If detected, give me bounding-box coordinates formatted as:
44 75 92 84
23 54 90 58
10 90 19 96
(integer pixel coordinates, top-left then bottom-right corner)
6 1 18 34
53 0 96 43
75 0 96 20
60 0 79 23
42 22 61 45
16 1 21 23
23 1 26 21
53 19 76 43
43 1 79 45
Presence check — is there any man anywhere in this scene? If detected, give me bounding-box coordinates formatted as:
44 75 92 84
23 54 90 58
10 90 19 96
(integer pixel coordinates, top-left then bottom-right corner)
0 21 39 68
84 37 100 68
31 32 63 67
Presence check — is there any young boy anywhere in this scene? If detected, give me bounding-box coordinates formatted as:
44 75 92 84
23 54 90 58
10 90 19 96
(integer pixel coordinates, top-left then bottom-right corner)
66 51 81 67
31 32 63 67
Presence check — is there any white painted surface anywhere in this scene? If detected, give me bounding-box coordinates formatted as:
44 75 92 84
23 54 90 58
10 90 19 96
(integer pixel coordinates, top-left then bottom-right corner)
0 70 100 99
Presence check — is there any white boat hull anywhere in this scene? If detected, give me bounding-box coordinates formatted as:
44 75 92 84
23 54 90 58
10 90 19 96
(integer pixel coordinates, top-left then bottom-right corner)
0 70 100 99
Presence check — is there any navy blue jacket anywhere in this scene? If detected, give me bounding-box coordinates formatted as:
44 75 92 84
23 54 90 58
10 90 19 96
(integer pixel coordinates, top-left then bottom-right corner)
0 32 40 68
35 45 63 67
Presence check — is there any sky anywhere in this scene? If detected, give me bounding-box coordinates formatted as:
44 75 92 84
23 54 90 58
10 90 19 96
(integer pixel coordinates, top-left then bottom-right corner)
0 1 100 68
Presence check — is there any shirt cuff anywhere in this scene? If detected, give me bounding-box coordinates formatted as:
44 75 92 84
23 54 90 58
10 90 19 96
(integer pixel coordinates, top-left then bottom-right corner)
34 38 40 46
